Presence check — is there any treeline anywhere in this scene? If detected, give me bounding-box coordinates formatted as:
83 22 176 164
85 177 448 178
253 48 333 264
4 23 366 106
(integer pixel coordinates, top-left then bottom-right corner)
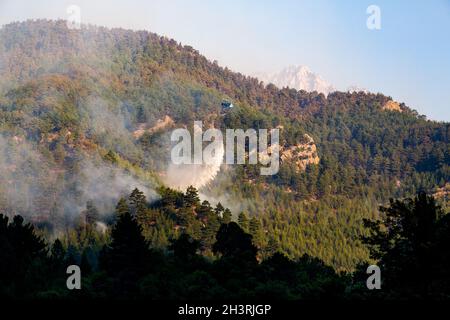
1 190 449 300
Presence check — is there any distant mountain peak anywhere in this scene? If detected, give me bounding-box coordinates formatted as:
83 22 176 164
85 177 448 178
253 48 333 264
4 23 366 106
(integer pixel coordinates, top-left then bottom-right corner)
253 65 335 95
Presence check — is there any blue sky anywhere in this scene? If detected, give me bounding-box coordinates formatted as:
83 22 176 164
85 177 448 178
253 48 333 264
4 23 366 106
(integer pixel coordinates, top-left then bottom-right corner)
0 0 449 121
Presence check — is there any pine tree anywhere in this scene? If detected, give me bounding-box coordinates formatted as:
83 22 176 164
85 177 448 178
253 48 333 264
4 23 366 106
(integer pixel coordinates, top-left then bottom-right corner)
238 212 249 232
197 200 212 220
201 211 221 251
214 202 225 216
184 186 200 208
129 188 147 218
249 216 263 247
50 238 65 268
115 197 130 216
362 192 450 297
213 222 257 264
265 237 279 257
0 214 49 295
101 212 150 276
222 208 232 224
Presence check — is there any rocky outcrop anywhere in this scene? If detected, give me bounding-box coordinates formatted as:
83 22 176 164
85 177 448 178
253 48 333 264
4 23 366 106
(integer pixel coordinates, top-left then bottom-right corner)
133 115 174 139
382 100 402 112
434 183 450 200
281 134 320 172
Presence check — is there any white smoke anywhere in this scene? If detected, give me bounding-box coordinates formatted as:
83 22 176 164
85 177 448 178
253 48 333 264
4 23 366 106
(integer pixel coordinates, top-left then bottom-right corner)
0 134 157 227
69 159 158 214
163 141 224 191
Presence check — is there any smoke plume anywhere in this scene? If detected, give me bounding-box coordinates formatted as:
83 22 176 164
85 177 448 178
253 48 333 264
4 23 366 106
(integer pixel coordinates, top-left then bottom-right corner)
163 141 224 190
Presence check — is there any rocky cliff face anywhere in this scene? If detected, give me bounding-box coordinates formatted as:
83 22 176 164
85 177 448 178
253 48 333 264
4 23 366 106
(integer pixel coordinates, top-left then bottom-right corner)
133 115 175 139
382 100 403 112
281 134 320 172
434 183 449 200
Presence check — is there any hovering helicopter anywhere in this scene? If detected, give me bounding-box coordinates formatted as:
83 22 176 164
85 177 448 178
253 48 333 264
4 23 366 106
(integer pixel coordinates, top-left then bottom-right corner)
221 100 234 112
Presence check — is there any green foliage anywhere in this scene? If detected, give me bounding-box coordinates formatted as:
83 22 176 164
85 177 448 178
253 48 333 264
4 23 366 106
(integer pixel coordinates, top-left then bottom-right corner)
0 214 49 297
359 192 450 298
0 20 448 280
0 192 449 300
238 212 249 232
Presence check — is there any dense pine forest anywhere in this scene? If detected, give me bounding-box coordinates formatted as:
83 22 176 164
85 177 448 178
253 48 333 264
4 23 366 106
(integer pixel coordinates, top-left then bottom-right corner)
1 189 450 299
0 20 449 299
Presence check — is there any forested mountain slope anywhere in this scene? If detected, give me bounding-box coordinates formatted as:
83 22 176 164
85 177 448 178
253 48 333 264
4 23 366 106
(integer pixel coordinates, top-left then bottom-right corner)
0 20 448 271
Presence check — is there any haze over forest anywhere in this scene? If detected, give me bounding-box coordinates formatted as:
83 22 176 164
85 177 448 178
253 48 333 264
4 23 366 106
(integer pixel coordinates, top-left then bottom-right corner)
0 9 448 302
